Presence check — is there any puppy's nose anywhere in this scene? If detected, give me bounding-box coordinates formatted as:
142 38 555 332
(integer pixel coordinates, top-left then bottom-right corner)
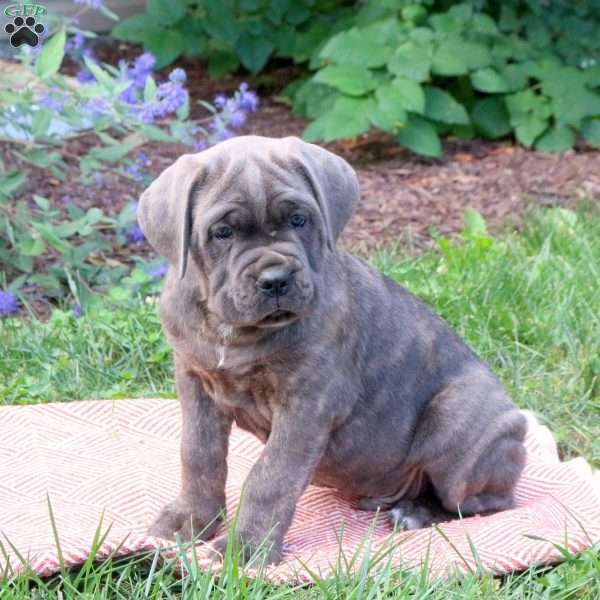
257 267 292 297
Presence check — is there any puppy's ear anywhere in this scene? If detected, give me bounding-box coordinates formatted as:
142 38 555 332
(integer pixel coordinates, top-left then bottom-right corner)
291 138 360 250
138 153 203 280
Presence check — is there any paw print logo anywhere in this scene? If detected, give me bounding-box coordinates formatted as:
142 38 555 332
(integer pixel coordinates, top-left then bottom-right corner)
5 16 45 47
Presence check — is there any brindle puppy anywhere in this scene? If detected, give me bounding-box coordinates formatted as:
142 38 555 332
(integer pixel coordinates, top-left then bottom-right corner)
138 136 526 564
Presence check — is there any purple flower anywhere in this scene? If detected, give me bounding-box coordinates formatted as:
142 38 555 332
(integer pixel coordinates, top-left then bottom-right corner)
215 127 233 142
135 79 188 123
126 223 145 243
134 52 156 73
39 93 67 111
193 138 207 151
0 291 19 316
125 152 150 182
213 94 227 108
238 82 259 112
76 68 95 83
65 32 85 55
74 0 103 9
169 68 186 84
229 109 247 128
149 264 169 279
118 52 156 105
84 96 110 118
73 304 82 318
75 49 98 83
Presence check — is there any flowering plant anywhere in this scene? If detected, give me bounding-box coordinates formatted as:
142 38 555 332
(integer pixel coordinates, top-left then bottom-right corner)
0 2 258 317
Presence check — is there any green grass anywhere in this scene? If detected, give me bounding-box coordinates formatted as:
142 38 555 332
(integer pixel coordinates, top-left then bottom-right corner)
1 205 599 597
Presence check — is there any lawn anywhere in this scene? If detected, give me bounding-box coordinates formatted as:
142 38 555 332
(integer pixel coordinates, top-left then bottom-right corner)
0 206 599 598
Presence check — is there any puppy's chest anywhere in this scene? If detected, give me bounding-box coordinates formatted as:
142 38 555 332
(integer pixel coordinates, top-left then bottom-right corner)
199 364 279 438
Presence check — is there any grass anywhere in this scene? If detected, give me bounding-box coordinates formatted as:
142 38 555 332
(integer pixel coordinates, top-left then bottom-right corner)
1 205 599 597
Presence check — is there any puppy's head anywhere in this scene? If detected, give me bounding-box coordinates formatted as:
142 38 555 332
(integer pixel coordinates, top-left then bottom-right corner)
138 136 359 328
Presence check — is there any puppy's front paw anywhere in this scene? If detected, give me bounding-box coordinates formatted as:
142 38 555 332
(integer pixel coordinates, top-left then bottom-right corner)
148 497 222 541
209 531 282 565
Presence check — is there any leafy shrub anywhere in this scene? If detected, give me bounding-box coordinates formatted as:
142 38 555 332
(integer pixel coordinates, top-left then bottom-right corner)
0 4 259 316
290 0 600 155
113 0 355 74
116 1 600 155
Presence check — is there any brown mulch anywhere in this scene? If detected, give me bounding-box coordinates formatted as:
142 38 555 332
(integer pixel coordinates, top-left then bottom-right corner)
6 42 600 257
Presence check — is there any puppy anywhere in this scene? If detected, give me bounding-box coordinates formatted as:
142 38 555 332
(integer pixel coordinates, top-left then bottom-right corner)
138 136 526 563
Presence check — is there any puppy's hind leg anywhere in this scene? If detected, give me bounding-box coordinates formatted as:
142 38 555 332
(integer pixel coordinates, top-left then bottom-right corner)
431 413 527 519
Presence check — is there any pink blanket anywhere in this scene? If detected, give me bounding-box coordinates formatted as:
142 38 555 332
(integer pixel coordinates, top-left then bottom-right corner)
1 399 598 580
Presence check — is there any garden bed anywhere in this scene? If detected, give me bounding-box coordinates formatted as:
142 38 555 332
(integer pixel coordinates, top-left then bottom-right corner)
19 42 600 257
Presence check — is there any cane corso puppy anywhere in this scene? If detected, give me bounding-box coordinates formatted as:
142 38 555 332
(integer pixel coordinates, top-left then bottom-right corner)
138 135 527 563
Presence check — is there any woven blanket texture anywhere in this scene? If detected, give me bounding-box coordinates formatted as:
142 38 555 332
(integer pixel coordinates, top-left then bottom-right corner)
0 398 599 581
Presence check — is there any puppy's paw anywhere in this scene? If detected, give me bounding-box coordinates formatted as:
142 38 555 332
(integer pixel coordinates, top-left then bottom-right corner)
388 500 435 531
148 497 222 541
209 531 282 565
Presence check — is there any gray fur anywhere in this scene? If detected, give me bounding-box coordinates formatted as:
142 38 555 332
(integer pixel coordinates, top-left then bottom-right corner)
139 136 527 564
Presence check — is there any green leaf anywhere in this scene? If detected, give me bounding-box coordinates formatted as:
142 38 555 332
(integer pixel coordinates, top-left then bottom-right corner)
83 57 114 90
302 116 328 142
204 3 240 45
113 15 160 43
35 28 66 79
33 195 50 211
582 119 600 148
372 84 408 132
432 40 491 76
505 90 539 115
402 4 427 23
513 113 548 147
424 87 469 125
431 45 467 76
388 77 425 113
143 76 157 103
313 65 377 96
471 97 511 139
147 0 187 25
180 21 208 57
236 34 274 73
502 64 529 92
535 125 575 153
33 223 72 254
0 172 25 200
396 114 442 157
387 43 431 82
319 28 392 68
303 96 373 142
53 220 84 238
470 68 510 93
463 208 488 239
555 91 600 125
31 110 52 138
19 238 46 257
144 30 186 69
85 208 104 225
88 144 136 163
208 51 240 79
292 81 337 118
324 96 373 141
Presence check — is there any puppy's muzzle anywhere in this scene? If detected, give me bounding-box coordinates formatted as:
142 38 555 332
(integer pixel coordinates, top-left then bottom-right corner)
257 267 294 298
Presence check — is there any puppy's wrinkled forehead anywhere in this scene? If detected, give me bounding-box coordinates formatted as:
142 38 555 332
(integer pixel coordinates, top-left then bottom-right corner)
198 138 315 216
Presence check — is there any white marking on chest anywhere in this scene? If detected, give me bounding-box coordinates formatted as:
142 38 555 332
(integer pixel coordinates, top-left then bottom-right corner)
216 323 236 369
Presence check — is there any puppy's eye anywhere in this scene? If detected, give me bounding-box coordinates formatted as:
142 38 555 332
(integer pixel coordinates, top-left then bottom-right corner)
213 225 233 240
289 214 306 228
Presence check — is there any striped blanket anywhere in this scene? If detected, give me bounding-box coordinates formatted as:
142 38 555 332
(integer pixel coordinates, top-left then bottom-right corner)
0 399 598 580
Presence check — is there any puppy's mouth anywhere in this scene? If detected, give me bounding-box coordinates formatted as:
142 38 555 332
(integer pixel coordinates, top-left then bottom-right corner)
256 309 298 328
